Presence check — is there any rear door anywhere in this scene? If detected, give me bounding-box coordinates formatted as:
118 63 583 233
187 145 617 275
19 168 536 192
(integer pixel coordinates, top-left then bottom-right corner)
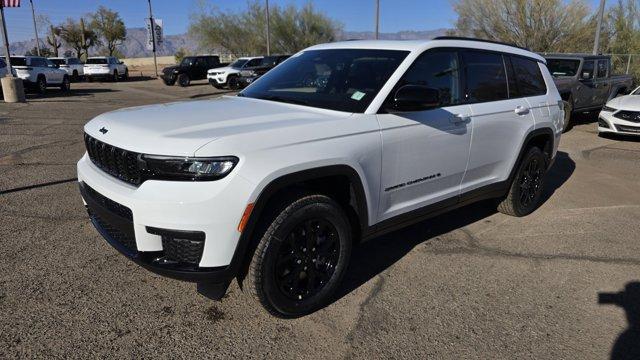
595 58 611 105
460 50 536 194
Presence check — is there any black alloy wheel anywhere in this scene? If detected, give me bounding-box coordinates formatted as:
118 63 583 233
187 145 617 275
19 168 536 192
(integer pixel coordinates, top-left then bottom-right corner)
517 155 544 209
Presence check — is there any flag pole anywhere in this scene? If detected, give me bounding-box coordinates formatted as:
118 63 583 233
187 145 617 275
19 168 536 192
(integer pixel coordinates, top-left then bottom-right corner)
147 0 158 77
29 0 40 56
0 1 14 76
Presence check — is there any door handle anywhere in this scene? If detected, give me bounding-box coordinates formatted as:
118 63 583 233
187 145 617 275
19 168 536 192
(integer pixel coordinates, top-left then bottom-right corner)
451 114 471 124
515 106 530 115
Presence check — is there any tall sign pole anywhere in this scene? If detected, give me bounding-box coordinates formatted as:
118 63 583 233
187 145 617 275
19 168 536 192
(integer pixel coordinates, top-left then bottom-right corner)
147 0 158 77
593 0 606 55
265 0 270 56
0 1 13 75
375 0 380 40
29 0 40 56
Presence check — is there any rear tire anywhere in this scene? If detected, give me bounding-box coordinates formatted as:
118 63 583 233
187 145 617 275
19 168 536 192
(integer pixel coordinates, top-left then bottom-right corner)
36 75 47 95
177 73 190 87
246 194 352 317
112 70 119 82
72 70 79 82
562 96 573 133
123 69 129 81
497 146 547 217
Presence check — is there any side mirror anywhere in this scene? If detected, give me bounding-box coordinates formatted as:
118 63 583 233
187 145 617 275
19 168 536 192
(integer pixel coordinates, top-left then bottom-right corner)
119 61 124 65
390 85 440 112
580 72 592 80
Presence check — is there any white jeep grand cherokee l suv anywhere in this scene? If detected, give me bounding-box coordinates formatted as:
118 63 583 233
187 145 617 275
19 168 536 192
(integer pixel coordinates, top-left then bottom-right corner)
11 56 70 94
78 37 563 317
84 56 128 82
207 56 263 89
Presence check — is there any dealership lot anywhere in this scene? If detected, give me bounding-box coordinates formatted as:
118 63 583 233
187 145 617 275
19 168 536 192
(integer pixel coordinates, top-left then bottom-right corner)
1 80 639 358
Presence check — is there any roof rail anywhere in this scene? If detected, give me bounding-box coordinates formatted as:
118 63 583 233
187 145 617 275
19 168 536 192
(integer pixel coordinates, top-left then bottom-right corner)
433 36 530 51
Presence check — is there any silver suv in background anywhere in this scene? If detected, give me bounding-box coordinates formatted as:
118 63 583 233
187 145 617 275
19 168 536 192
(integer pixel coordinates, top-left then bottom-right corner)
10 56 70 94
84 56 129 82
49 57 84 82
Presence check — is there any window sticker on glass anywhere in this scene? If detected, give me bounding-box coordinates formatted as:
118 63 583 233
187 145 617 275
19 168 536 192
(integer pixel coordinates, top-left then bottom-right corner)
351 91 366 101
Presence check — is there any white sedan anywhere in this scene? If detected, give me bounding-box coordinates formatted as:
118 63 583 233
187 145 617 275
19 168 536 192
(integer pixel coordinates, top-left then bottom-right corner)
599 86 640 136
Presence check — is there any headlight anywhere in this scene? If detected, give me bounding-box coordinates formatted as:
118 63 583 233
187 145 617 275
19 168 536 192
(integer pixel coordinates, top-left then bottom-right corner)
602 105 617 112
141 155 238 181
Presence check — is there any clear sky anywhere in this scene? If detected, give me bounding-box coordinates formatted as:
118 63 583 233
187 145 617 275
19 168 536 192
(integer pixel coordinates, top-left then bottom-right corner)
3 0 605 43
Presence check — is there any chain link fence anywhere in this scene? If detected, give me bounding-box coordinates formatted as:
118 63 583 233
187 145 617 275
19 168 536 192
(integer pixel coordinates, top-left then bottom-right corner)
607 54 640 86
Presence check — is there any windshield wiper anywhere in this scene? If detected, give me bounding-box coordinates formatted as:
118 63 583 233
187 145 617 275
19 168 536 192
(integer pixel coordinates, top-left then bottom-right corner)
259 95 310 106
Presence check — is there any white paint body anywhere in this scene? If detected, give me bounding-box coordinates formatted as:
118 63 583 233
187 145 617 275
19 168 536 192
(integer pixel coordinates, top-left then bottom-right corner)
49 57 84 77
207 57 263 85
78 39 563 268
12 56 67 85
84 56 128 78
598 87 640 136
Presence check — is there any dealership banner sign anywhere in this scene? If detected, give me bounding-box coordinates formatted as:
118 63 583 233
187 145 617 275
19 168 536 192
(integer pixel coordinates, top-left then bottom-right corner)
146 18 163 51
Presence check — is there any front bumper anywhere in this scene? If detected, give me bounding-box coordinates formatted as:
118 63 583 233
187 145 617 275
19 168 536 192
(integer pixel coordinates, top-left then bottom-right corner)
207 74 226 84
77 153 255 279
598 110 640 135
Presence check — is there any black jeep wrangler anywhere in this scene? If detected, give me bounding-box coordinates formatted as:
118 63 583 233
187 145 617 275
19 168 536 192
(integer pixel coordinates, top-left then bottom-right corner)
161 55 227 87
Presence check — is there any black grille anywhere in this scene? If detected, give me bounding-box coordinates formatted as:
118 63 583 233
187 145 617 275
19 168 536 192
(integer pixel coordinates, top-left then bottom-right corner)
84 184 133 221
84 133 142 185
614 111 640 123
615 124 640 133
161 236 205 265
88 209 138 253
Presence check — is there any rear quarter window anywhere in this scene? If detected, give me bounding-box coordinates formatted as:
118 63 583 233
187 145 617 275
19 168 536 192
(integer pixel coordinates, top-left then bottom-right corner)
10 57 27 66
510 56 547 96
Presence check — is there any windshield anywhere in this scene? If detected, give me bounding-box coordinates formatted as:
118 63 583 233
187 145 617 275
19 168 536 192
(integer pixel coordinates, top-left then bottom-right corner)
240 49 409 113
230 59 248 69
181 57 195 66
86 58 108 64
546 59 581 77
49 59 65 65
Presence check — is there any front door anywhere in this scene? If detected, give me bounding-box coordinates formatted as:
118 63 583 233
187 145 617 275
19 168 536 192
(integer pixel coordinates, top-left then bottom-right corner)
575 60 598 109
377 49 472 221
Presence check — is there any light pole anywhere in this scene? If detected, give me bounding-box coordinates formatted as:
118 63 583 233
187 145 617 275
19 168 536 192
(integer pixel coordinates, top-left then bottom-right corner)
593 0 606 55
0 2 12 74
265 0 270 56
375 0 380 40
147 0 158 77
29 0 40 56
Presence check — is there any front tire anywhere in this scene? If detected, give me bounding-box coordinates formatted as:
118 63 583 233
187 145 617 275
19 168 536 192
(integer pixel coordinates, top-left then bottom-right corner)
60 76 70 92
227 76 239 90
498 146 547 217
112 70 119 82
177 73 190 87
36 76 47 95
72 70 79 82
246 194 352 317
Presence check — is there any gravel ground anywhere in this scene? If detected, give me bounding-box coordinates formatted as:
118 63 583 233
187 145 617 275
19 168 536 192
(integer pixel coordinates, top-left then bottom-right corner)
1 79 639 359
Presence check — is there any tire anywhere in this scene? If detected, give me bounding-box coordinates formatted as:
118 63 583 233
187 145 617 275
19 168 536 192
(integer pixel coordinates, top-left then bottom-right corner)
177 73 190 87
246 193 352 317
87 76 93 83
497 146 547 217
123 69 129 81
72 70 79 82
60 76 70 92
112 70 118 82
227 76 239 90
36 75 47 95
163 78 176 86
562 96 573 133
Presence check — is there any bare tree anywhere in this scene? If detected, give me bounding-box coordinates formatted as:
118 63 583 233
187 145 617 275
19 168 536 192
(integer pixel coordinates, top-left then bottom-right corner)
452 0 597 53
46 25 62 57
90 6 126 56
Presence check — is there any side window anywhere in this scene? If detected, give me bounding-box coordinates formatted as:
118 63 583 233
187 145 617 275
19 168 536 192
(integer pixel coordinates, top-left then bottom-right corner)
581 60 595 80
195 57 207 67
597 60 609 78
395 50 462 106
461 51 508 103
510 56 546 96
246 58 262 67
31 58 44 67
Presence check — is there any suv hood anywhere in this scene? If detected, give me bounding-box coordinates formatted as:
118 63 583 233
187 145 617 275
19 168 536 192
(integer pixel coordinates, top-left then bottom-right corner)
208 66 234 74
84 96 351 156
606 94 640 110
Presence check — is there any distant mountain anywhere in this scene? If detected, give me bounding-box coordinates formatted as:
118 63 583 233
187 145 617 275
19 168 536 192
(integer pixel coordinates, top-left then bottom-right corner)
8 27 450 58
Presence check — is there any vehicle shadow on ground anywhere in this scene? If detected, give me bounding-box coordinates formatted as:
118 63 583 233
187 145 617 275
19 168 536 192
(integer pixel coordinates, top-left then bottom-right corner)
25 88 118 100
598 281 640 360
333 151 575 303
